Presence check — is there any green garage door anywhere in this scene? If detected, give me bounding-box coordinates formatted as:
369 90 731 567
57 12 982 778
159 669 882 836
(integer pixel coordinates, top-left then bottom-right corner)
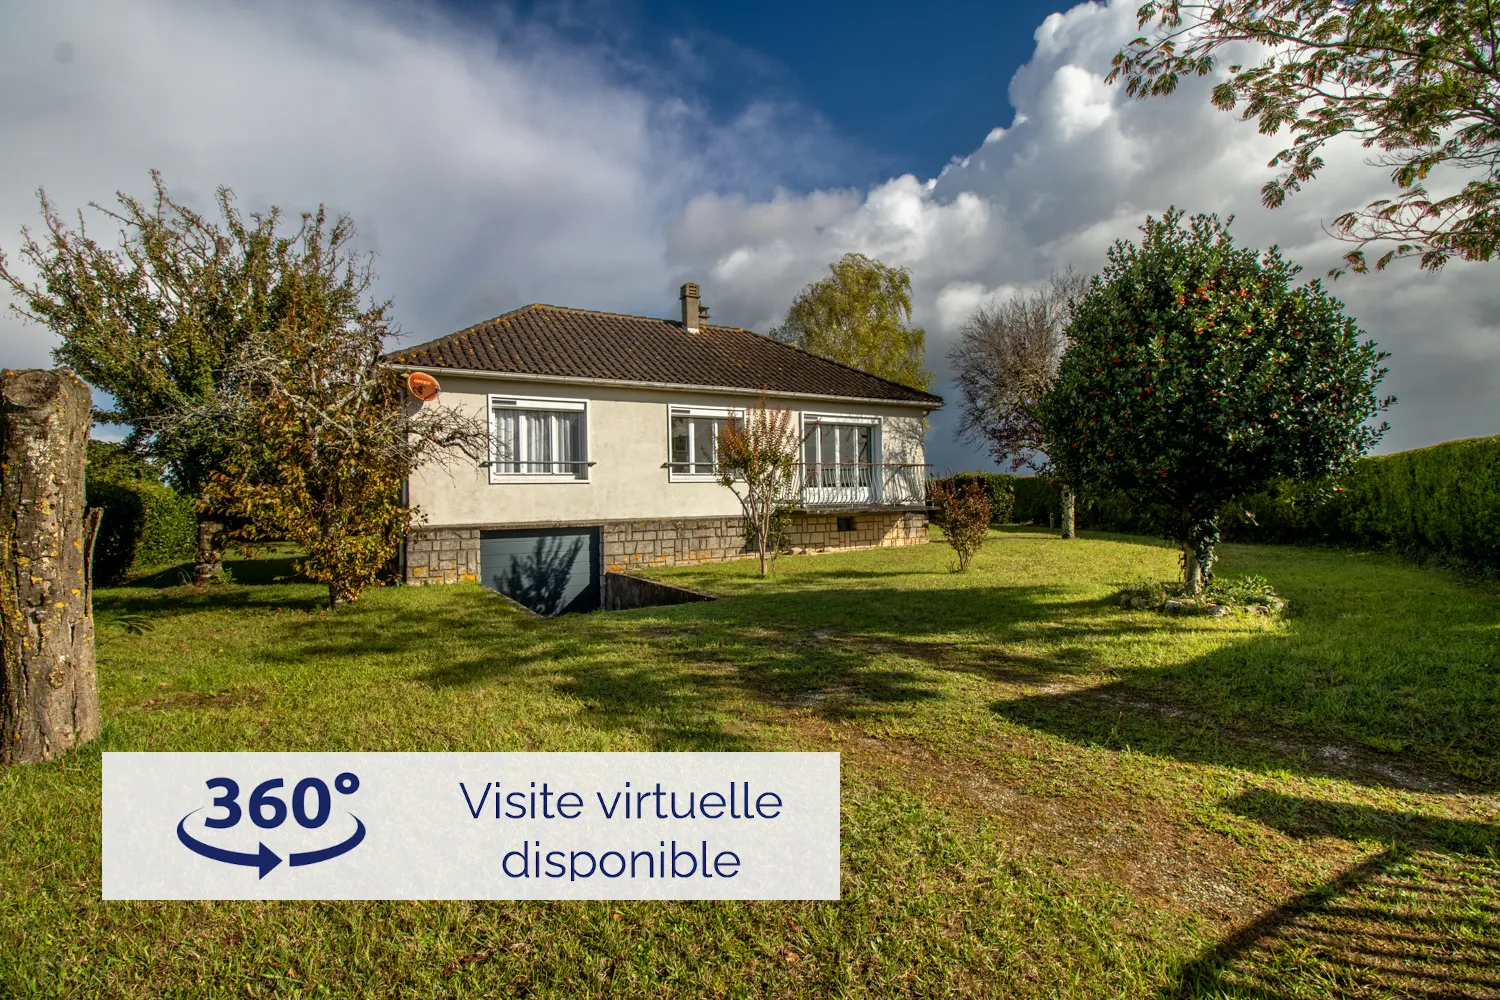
479 527 601 616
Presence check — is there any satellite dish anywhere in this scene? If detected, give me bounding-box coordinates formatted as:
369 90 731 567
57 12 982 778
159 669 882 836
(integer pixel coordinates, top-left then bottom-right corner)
407 371 441 402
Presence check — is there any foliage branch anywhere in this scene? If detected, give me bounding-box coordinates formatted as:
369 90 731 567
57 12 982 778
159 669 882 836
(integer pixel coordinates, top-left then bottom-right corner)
1111 0 1500 274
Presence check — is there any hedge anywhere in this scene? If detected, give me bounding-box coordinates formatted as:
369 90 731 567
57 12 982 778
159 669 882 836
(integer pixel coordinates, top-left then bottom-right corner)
1224 436 1500 570
937 473 1016 524
932 472 1107 528
937 436 1500 571
86 479 198 584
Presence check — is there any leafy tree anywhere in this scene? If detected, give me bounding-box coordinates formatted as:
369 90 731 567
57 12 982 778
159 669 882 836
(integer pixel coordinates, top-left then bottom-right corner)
948 268 1087 536
0 172 292 580
929 477 991 572
1111 1 1500 274
85 440 160 484
772 253 934 390
716 398 800 578
186 211 487 608
1039 209 1391 592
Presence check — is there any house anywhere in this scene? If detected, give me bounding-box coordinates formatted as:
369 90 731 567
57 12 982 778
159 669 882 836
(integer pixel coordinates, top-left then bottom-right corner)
386 283 943 614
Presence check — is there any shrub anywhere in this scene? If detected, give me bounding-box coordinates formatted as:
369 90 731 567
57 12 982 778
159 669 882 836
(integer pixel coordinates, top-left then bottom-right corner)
86 479 198 584
1206 574 1279 606
1216 436 1500 572
931 478 992 571
938 473 1015 524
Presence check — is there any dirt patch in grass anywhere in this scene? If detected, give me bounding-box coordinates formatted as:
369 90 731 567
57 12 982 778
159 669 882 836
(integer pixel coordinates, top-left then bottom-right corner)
136 687 267 712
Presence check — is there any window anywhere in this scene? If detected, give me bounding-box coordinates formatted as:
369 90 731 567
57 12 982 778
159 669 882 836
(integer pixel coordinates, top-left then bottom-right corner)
489 397 588 481
668 407 741 478
837 516 856 532
802 417 876 489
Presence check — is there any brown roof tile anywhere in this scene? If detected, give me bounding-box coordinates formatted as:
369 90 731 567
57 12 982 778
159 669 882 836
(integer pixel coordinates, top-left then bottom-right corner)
386 304 942 407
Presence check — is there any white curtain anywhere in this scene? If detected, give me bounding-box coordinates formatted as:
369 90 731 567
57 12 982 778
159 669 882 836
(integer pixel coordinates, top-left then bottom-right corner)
493 409 519 473
523 411 550 474
556 411 582 477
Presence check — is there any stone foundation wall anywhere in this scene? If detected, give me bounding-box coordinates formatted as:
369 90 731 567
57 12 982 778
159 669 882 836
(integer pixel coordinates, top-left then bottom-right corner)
404 527 481 585
404 511 929 584
785 511 928 554
603 516 747 572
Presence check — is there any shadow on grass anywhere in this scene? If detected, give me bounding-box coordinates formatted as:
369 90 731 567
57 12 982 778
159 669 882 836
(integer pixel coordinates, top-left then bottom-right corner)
1163 791 1500 998
990 626 1496 792
101 547 1500 787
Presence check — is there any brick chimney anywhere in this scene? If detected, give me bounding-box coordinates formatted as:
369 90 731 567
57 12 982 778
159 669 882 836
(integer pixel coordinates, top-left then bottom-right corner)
680 282 701 332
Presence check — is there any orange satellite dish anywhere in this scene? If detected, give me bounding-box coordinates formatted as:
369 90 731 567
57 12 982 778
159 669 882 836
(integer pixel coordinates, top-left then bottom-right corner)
407 372 441 402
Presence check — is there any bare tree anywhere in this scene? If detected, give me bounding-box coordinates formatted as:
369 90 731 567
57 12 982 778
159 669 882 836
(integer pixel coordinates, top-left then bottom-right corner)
948 268 1087 536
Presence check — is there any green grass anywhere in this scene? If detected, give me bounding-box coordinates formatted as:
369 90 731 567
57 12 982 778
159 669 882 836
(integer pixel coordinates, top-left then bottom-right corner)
2 528 1497 998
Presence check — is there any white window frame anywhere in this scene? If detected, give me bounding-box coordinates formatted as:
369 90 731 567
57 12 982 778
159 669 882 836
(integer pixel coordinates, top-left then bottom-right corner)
667 405 744 481
800 412 883 496
487 394 591 484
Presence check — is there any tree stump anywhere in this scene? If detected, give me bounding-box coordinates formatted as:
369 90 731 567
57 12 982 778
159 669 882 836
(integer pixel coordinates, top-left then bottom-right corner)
1 369 100 765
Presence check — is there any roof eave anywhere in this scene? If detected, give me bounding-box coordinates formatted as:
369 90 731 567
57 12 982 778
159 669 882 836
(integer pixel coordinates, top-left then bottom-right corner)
383 362 944 410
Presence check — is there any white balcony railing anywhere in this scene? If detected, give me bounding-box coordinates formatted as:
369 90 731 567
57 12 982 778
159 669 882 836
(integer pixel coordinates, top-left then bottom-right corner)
663 461 931 508
786 462 929 508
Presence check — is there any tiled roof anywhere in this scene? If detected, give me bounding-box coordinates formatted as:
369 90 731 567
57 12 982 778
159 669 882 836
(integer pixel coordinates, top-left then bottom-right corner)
385 304 943 407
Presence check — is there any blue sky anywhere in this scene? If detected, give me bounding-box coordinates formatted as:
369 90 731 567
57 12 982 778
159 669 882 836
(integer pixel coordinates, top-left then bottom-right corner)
2 0 1496 472
491 0 1076 186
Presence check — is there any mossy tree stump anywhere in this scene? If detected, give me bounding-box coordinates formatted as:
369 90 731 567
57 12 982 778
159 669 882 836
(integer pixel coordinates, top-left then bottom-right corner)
1 369 100 765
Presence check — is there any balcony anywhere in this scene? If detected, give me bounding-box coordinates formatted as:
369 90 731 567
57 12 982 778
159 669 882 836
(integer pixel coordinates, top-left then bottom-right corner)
784 462 930 511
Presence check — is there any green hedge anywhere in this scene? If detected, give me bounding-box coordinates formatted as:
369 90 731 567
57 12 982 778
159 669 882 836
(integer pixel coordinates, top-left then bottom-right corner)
87 479 198 584
935 436 1499 571
1223 436 1500 570
933 473 1114 529
933 473 1015 524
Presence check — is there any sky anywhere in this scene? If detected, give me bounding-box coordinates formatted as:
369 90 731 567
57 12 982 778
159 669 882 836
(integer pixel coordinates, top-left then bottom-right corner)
1 0 1496 473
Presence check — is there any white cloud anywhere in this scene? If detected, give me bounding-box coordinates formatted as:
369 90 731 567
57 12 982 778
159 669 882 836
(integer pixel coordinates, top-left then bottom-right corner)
0 0 830 365
664 0 1500 459
2 0 1494 464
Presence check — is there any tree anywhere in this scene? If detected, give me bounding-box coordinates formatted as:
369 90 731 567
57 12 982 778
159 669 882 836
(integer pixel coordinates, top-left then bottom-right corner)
1 172 299 581
1111 1 1500 274
772 253 934 390
1039 209 1391 593
716 398 801 578
948 268 1088 536
2 369 100 764
929 477 992 571
187 211 487 608
86 440 161 484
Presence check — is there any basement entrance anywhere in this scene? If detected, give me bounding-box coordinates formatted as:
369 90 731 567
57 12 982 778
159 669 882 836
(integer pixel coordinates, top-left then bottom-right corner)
479 527 601 615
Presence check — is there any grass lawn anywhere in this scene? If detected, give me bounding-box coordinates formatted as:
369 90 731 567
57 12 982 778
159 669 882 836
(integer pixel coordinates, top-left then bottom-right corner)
2 527 1497 998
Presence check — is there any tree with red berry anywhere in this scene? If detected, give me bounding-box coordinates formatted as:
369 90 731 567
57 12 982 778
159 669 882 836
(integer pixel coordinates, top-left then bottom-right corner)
1039 209 1392 592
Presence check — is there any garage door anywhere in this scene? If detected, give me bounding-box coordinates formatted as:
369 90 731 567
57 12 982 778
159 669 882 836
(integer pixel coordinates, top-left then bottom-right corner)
479 527 601 616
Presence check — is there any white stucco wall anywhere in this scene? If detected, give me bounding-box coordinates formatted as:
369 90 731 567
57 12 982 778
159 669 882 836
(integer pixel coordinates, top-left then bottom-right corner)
405 373 932 527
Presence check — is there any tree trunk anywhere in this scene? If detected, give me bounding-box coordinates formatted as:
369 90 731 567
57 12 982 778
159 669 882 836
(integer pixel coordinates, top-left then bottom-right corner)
757 505 769 577
1 369 101 765
1060 486 1076 539
192 517 224 584
1183 546 1203 595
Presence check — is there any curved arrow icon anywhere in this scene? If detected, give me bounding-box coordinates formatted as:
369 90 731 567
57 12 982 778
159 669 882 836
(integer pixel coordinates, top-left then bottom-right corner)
177 814 282 879
290 816 366 868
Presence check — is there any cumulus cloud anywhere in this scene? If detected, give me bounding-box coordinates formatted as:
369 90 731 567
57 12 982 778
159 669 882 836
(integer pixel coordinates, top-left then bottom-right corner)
2 0 1494 465
669 1 1500 460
